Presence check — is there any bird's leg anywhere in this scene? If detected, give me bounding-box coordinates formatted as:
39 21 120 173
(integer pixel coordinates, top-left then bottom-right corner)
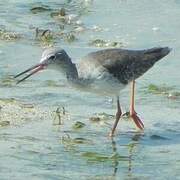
130 80 144 130
109 96 122 137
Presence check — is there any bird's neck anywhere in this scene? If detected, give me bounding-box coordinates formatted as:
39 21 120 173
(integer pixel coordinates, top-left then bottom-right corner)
65 60 79 81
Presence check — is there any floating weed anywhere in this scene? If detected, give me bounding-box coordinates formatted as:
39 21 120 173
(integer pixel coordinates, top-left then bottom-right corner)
91 111 130 124
168 91 180 100
89 113 116 128
0 121 10 127
72 121 86 129
61 134 92 153
72 137 92 144
55 31 78 43
63 33 77 43
90 112 114 123
150 134 169 140
0 98 50 126
82 152 109 162
62 136 92 145
19 103 34 109
74 26 86 33
51 8 81 27
146 84 180 100
81 151 129 163
52 107 66 125
35 28 77 46
0 98 16 103
35 28 54 46
147 84 174 95
50 8 66 18
148 84 159 92
96 112 114 119
89 116 101 122
0 29 21 41
30 6 51 14
89 39 124 48
0 75 15 87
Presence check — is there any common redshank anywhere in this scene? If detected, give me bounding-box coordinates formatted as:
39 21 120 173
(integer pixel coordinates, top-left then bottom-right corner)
14 47 171 136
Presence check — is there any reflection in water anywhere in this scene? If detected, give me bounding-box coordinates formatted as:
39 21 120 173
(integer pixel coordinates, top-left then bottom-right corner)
60 133 140 178
127 143 135 175
111 139 118 176
111 132 143 178
0 0 179 178
131 132 143 142
128 132 144 178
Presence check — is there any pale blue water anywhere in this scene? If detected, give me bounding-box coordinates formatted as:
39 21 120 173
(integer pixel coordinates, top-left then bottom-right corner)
0 0 180 179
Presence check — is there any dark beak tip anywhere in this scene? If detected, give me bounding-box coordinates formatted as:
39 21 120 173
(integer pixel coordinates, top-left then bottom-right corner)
14 63 45 84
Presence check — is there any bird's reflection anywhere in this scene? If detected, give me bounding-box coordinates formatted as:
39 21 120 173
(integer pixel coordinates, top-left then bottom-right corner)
60 130 144 179
111 139 119 176
110 132 143 177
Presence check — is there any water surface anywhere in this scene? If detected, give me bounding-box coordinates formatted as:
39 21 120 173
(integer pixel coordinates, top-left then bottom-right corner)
0 0 180 179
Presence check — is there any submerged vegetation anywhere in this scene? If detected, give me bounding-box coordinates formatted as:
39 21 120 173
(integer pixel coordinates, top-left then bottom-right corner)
0 3 124 48
0 98 50 126
89 39 124 48
35 28 54 46
0 1 179 179
0 75 15 87
146 84 180 100
0 29 21 41
72 121 86 129
30 6 52 14
81 151 129 163
52 106 66 125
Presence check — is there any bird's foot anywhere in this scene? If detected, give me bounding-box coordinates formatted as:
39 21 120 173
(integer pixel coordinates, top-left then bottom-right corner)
108 131 115 138
130 111 144 130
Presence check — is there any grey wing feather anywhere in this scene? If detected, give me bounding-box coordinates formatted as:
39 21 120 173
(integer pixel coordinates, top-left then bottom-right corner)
79 47 170 84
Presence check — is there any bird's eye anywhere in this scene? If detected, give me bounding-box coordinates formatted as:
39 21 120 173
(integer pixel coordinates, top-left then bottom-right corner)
49 55 56 60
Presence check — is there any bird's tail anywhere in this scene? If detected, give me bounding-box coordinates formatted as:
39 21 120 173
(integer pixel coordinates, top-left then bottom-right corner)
143 47 171 63
127 47 171 82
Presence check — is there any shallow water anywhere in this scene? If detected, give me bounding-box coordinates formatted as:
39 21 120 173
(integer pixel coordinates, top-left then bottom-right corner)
0 0 180 179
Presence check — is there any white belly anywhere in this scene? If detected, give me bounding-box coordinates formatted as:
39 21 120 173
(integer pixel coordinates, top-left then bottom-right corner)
90 74 126 95
71 67 126 96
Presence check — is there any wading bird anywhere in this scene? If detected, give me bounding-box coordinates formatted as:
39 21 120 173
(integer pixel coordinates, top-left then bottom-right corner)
14 47 171 136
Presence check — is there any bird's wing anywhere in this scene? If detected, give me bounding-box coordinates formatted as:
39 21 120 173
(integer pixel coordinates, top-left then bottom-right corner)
78 47 170 84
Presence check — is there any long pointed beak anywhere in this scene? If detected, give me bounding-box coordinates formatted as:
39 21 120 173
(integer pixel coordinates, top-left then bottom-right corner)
14 63 46 84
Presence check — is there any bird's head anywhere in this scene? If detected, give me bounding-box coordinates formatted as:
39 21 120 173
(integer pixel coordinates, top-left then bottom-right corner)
14 48 71 84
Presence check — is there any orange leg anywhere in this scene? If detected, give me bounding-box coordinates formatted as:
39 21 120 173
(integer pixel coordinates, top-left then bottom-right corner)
130 80 144 130
109 96 122 137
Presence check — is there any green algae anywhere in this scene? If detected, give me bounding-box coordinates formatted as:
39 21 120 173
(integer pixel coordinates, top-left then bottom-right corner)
30 6 51 14
81 151 128 163
0 121 10 127
35 28 54 46
52 107 66 125
0 75 15 87
62 135 92 145
0 98 50 126
72 121 86 129
89 39 124 48
50 8 66 18
147 84 180 100
0 29 21 41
